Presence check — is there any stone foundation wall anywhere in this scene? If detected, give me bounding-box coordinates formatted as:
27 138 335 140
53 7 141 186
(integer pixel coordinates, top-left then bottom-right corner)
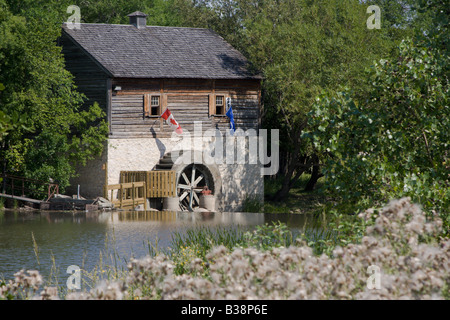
218 163 263 212
69 136 264 212
107 138 180 185
66 144 107 199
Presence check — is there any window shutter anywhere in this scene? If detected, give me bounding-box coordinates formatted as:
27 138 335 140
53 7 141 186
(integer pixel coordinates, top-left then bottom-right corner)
209 80 216 117
144 94 150 117
209 94 215 116
161 94 167 114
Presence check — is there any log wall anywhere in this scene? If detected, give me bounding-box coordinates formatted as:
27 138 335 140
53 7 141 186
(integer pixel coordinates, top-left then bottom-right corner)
60 33 261 140
110 78 261 139
60 34 109 111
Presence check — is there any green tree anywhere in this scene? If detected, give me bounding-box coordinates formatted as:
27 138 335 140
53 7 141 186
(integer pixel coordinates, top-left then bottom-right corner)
0 82 9 141
305 0 449 219
221 0 401 200
0 0 108 193
70 0 212 28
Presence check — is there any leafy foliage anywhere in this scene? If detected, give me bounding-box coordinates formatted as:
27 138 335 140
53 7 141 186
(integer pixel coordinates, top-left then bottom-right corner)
1 0 446 206
71 0 212 28
0 0 108 192
305 35 449 224
222 0 407 200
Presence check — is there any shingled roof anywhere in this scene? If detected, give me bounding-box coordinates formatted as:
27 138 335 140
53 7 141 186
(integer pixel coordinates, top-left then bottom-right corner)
61 22 261 80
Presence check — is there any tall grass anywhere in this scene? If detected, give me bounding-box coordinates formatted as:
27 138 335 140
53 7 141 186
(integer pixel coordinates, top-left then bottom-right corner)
31 232 40 266
79 227 130 293
170 227 247 253
242 196 264 213
164 219 340 275
24 227 132 298
162 226 247 275
10 218 338 298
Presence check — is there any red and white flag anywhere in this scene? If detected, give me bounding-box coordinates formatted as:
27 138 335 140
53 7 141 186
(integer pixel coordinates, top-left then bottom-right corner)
161 109 183 135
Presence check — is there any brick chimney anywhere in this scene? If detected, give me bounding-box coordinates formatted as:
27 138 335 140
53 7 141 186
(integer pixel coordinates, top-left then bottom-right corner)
128 11 147 29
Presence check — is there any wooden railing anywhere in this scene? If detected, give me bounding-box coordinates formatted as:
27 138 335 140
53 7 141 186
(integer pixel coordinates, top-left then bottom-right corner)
105 181 148 210
120 171 176 199
1 174 59 202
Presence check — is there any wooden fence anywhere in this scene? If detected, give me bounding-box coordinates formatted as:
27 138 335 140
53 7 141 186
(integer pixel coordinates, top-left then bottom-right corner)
105 181 147 210
120 171 176 199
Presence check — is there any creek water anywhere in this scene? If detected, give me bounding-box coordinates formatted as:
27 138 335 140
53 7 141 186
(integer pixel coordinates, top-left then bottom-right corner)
0 210 323 286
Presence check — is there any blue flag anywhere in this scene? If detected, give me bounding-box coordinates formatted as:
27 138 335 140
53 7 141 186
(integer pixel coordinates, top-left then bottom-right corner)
226 98 236 135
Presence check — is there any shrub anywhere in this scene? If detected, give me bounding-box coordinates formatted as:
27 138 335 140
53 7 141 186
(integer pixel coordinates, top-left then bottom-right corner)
305 38 449 234
242 195 263 213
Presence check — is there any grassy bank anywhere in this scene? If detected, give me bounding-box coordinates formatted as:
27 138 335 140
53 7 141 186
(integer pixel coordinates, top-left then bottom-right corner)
1 197 448 300
81 199 450 300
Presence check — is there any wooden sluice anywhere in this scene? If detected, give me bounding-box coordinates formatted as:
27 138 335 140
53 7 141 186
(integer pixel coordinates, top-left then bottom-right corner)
104 171 177 210
120 171 176 198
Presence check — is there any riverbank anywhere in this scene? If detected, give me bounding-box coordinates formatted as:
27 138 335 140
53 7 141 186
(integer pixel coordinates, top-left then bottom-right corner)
1 197 448 300
0 209 316 292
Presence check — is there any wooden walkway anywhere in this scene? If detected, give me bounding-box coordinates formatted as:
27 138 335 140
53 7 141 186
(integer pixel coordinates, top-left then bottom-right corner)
0 174 96 210
1 174 59 204
0 193 44 204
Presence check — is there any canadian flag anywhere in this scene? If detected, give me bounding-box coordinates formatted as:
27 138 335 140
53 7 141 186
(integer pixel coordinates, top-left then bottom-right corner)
161 109 183 135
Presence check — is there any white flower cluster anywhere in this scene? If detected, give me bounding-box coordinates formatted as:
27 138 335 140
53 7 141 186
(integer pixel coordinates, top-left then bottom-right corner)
0 269 43 299
122 198 449 300
66 281 128 300
1 198 448 300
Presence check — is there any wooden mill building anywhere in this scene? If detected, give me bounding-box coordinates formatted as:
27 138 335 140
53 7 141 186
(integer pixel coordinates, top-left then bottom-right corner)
60 12 263 211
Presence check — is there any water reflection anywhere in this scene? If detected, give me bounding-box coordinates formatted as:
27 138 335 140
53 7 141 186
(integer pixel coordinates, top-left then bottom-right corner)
113 211 265 226
0 210 321 283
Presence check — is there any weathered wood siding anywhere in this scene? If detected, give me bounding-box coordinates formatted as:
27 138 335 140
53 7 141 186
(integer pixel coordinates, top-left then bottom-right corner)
60 33 109 111
110 79 261 139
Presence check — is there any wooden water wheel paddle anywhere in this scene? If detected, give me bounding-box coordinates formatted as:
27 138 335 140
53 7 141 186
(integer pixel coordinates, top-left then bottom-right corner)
177 164 209 211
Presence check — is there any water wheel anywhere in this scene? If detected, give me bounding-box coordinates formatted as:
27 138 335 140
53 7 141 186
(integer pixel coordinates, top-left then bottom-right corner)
176 164 209 211
155 151 220 211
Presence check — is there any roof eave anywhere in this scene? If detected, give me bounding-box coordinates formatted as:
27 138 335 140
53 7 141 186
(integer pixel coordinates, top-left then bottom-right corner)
110 74 263 80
